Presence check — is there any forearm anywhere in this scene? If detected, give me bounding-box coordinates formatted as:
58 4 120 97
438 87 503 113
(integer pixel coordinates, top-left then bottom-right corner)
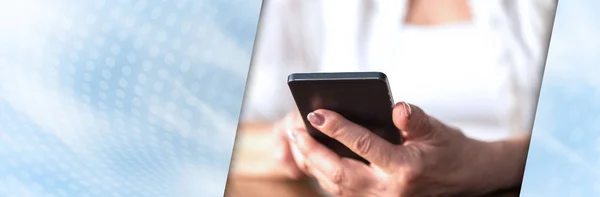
473 133 531 195
492 133 531 188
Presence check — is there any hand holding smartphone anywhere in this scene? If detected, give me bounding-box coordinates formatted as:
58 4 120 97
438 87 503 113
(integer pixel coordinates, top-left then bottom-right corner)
287 72 402 163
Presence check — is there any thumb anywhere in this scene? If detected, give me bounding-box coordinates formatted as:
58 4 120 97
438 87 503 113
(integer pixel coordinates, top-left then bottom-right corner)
392 102 443 140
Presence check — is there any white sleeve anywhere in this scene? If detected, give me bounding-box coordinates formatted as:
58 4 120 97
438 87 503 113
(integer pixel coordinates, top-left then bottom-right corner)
496 0 557 132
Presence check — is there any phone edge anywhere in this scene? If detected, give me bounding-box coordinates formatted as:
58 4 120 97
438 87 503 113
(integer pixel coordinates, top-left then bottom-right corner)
287 72 388 83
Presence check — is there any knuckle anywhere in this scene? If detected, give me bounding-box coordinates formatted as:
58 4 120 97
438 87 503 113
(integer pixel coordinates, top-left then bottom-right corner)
330 168 345 185
404 166 423 182
353 134 373 155
413 116 429 130
413 116 433 134
400 161 423 182
327 119 345 138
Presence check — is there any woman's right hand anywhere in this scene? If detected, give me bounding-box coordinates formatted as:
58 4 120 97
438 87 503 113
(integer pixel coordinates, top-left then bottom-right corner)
272 110 309 179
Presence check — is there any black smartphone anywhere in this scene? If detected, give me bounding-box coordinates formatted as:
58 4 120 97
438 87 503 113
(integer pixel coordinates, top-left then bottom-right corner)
287 72 402 164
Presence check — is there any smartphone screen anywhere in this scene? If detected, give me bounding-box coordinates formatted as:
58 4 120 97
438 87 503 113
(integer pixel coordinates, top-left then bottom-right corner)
287 72 402 163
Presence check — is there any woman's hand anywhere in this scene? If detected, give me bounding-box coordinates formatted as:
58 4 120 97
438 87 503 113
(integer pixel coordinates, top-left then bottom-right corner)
287 102 528 197
271 110 309 179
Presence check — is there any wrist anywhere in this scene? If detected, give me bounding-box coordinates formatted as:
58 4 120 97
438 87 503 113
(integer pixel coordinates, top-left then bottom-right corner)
463 135 529 195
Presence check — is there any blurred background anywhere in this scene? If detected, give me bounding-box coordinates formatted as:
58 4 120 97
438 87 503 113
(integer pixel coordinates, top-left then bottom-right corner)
0 0 261 196
227 0 557 197
519 0 600 196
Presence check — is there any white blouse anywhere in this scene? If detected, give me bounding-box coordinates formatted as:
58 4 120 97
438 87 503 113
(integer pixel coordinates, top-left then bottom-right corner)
241 0 555 141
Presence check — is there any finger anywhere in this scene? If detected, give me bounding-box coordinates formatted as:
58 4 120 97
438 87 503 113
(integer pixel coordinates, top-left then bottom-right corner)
273 114 306 179
309 167 344 196
274 110 305 160
306 110 396 168
289 128 381 194
273 128 304 179
285 111 310 175
287 128 352 186
289 140 309 174
392 101 443 140
309 157 378 196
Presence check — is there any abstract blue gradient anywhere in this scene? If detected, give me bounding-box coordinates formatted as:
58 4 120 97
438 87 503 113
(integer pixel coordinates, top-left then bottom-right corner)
520 0 600 196
0 0 262 196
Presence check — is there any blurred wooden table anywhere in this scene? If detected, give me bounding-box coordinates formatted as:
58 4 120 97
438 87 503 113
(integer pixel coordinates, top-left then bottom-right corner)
225 176 324 197
224 123 326 197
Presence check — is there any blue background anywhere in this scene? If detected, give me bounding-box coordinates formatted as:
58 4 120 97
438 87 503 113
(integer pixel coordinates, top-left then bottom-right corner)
520 0 600 196
0 0 262 196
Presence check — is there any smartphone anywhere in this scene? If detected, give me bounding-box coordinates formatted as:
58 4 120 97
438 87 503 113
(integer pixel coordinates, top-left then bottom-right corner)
287 72 402 164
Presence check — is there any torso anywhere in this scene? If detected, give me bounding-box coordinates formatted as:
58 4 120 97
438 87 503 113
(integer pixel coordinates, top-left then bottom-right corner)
241 0 543 141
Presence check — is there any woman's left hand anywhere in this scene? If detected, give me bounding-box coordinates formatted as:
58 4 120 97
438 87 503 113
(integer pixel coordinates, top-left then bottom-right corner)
287 102 524 197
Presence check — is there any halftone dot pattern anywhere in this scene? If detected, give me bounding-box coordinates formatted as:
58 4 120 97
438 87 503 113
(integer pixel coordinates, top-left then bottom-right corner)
0 0 262 196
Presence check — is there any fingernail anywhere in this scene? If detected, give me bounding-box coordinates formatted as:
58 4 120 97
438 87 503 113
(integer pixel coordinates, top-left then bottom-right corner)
400 101 412 120
307 112 325 126
287 129 297 143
